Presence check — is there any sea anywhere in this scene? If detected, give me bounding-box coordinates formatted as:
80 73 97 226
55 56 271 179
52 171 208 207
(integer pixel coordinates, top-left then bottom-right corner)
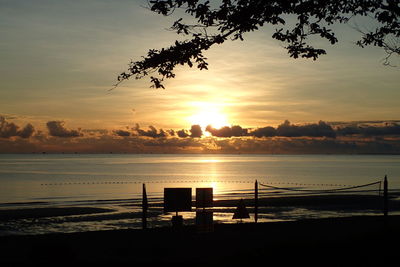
0 154 399 235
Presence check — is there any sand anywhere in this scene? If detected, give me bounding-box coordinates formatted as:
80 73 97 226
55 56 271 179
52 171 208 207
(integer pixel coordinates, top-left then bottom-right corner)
1 191 399 266
0 207 113 221
0 215 398 266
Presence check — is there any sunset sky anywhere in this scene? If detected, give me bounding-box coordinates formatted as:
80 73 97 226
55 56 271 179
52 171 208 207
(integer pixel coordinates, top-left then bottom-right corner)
1 0 399 153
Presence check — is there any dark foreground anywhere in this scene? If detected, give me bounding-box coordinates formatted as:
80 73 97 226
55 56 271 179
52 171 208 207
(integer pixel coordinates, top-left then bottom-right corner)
1 215 398 266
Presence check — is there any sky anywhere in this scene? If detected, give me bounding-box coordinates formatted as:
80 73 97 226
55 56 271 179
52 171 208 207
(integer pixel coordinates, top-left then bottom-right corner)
0 0 399 153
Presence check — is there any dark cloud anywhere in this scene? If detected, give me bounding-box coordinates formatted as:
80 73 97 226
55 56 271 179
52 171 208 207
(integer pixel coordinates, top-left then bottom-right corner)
209 136 400 154
337 123 400 136
1 128 399 154
0 116 35 138
177 129 190 138
46 121 82 138
275 120 336 138
329 120 400 127
167 129 175 136
18 123 35 138
190 125 202 138
249 126 277 137
183 120 400 139
206 125 248 137
134 124 167 138
2 117 400 154
0 116 18 138
206 121 336 138
114 129 131 137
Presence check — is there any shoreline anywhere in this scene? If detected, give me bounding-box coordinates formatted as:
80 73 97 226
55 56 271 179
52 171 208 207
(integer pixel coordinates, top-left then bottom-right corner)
1 215 398 266
2 192 398 217
1 192 399 237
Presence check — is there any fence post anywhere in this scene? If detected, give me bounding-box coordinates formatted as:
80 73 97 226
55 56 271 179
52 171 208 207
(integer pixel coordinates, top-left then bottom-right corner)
142 183 148 229
255 179 258 223
383 175 388 218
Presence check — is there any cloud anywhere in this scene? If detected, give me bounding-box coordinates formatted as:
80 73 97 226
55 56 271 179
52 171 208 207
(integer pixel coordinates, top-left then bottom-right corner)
1 129 399 154
0 116 18 138
177 129 189 138
209 136 400 154
114 129 131 136
275 120 336 138
184 120 399 139
206 120 336 138
0 116 35 138
18 123 35 138
81 129 109 135
1 118 400 154
190 125 202 138
46 121 82 138
167 129 175 136
249 126 277 137
329 120 400 127
206 125 248 137
336 123 400 136
134 124 167 138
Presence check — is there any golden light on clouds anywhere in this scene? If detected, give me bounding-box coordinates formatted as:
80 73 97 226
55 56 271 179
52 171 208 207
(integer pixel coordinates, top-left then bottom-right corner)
187 102 230 131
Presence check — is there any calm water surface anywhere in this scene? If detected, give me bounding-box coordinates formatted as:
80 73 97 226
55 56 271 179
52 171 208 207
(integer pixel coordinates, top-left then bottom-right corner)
0 154 399 204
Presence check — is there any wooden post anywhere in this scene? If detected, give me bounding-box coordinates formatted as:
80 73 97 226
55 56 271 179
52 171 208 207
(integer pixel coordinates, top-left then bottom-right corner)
383 175 388 217
142 183 148 229
255 179 258 223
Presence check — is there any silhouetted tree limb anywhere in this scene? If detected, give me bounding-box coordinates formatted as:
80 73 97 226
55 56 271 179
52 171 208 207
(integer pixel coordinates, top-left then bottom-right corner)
117 0 400 88
352 19 400 67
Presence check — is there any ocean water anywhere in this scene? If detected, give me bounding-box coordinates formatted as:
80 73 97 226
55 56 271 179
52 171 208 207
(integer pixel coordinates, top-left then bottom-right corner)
0 154 399 235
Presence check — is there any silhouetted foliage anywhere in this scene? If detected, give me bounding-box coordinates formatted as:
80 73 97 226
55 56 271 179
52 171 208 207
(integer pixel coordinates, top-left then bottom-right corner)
117 0 400 88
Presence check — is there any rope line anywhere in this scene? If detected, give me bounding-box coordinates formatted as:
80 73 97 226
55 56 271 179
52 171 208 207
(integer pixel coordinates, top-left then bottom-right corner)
259 181 381 193
40 180 356 187
40 180 251 186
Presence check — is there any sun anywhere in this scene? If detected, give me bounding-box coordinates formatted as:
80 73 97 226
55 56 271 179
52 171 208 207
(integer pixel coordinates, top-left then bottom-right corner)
190 110 229 129
188 102 230 130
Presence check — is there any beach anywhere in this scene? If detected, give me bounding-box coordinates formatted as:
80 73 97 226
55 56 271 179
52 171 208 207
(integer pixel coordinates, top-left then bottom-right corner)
1 154 399 265
1 215 398 266
1 191 399 236
1 192 399 266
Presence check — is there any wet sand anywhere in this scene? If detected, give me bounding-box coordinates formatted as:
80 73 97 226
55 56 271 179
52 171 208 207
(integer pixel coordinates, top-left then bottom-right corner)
0 215 398 266
2 192 398 222
0 207 113 221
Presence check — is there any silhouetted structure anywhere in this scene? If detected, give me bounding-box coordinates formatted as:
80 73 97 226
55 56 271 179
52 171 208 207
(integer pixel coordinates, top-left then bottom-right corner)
233 199 250 221
142 183 148 229
255 180 258 223
164 188 192 228
384 175 388 217
196 188 214 232
196 188 213 208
